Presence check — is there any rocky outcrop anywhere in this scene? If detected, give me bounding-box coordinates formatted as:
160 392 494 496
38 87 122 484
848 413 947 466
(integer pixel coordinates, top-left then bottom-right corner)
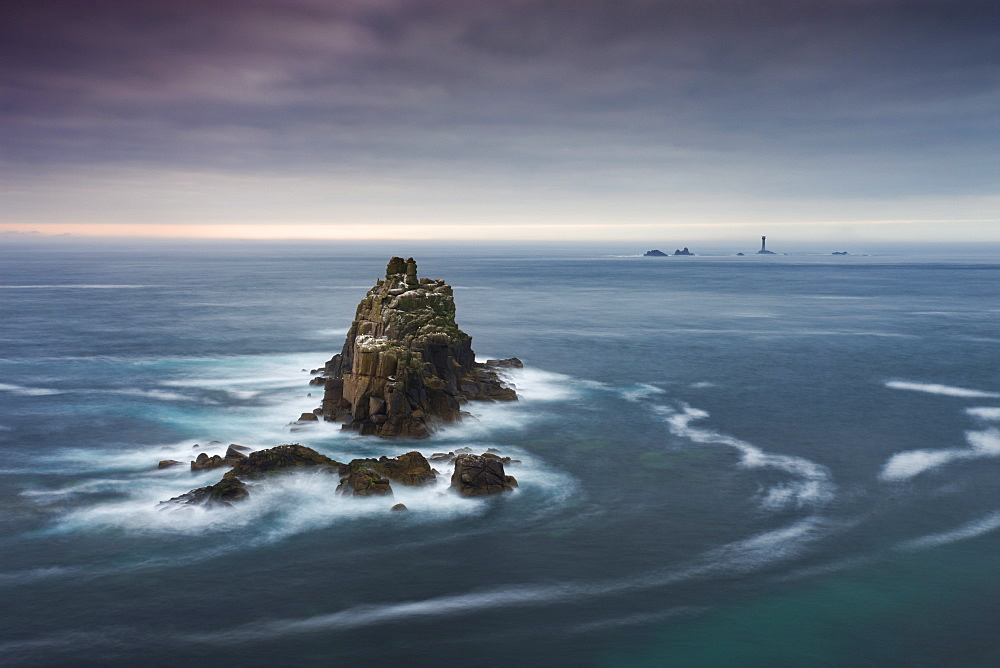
337 467 393 497
643 249 667 257
162 443 343 509
161 477 249 507
673 247 694 256
223 443 341 480
160 443 523 509
314 257 519 438
335 450 437 496
450 453 518 497
190 446 249 472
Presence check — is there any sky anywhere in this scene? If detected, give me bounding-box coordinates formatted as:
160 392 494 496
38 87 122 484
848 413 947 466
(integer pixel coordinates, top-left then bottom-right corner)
1 0 999 243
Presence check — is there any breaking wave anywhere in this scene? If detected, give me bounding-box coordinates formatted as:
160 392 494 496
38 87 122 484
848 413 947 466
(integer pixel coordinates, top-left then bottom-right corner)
885 381 1000 398
0 382 63 396
899 510 1000 551
654 404 834 510
881 403 1000 481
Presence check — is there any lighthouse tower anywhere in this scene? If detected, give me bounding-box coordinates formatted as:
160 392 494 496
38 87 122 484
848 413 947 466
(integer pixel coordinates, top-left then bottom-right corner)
757 235 775 254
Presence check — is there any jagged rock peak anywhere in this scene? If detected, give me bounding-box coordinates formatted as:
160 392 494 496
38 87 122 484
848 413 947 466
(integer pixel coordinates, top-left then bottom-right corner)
314 258 519 438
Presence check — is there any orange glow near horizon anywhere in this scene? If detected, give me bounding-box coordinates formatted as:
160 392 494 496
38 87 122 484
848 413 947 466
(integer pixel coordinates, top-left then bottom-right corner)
2 218 997 242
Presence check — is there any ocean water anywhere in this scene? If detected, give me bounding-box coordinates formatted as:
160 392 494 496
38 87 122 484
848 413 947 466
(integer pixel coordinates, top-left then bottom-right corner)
1 244 999 666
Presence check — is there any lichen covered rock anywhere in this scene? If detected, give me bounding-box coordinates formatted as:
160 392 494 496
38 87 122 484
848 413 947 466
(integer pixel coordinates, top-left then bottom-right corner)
315 257 518 438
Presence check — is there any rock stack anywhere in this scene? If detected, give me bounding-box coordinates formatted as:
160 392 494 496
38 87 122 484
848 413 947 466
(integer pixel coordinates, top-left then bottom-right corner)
313 257 519 438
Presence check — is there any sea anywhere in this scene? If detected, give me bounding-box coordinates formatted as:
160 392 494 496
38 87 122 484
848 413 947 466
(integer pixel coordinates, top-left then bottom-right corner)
1 241 999 666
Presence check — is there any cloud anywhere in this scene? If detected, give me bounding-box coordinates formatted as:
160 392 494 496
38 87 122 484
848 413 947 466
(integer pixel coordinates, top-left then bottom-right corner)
1 0 998 232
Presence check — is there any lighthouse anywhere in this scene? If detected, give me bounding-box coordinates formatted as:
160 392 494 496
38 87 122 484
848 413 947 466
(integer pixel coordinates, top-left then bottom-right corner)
756 235 776 255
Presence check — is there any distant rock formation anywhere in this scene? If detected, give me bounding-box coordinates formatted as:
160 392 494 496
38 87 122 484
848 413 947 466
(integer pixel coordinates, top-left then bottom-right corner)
831 251 848 255
643 249 667 257
313 257 518 438
673 247 694 256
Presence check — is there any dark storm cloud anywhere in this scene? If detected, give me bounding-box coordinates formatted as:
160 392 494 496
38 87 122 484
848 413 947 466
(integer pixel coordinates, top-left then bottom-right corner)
1 0 998 198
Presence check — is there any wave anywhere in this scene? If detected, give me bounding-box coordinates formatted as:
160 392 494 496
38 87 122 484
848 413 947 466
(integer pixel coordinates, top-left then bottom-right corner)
177 517 826 644
567 606 706 634
885 381 1000 398
654 404 834 510
0 382 63 396
899 510 1000 551
880 427 1000 481
620 383 666 402
967 407 1000 421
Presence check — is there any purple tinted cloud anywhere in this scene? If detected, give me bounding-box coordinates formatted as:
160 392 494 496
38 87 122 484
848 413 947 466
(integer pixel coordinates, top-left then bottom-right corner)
1 0 998 199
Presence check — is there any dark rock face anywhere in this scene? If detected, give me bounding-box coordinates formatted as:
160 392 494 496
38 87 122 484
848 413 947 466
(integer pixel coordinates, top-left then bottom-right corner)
314 257 518 438
450 454 518 497
673 247 694 256
158 459 182 469
643 249 667 257
390 503 408 511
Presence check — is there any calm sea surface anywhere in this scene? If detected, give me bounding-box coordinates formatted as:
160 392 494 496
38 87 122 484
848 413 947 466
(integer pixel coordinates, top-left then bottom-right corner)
1 244 999 665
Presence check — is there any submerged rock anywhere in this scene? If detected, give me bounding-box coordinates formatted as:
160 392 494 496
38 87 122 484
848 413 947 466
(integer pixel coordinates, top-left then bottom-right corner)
158 459 182 469
390 503 408 511
450 454 518 497
313 257 519 438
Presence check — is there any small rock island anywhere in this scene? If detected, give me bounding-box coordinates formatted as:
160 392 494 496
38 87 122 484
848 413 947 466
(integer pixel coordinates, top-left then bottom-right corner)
673 247 694 256
309 257 519 438
644 249 668 257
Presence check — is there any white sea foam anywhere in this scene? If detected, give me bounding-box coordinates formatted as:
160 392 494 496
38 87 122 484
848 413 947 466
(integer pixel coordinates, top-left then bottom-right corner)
620 384 666 402
655 404 834 510
880 428 1000 481
899 510 1000 551
567 607 706 634
313 328 348 337
967 407 1000 421
0 382 63 396
885 381 1000 398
